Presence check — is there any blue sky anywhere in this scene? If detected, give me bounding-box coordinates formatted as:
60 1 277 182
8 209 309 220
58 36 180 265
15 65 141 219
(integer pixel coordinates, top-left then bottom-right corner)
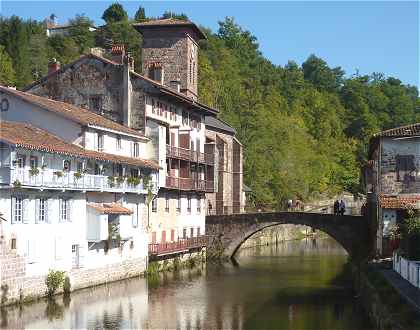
1 1 419 87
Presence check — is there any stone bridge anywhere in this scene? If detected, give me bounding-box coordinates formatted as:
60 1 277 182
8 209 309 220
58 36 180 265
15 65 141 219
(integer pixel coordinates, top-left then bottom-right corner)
205 212 373 261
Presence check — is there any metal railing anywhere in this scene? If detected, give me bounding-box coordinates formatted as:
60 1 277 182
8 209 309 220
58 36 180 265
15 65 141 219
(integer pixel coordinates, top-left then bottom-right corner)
148 236 207 256
8 168 158 193
166 145 215 165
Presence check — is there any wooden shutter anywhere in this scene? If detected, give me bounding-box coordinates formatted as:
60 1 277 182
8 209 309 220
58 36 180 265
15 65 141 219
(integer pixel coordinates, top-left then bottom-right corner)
11 197 15 224
47 198 53 224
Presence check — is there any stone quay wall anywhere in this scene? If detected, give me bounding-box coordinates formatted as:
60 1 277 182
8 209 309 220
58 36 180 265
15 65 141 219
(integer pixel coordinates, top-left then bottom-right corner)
0 240 147 306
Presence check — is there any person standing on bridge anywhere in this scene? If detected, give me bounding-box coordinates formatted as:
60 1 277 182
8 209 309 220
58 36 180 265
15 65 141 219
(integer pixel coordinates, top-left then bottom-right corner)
333 200 340 215
339 200 346 216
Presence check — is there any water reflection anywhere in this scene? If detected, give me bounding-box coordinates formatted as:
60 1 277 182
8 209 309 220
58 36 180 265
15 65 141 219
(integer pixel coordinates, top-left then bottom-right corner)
1 238 371 329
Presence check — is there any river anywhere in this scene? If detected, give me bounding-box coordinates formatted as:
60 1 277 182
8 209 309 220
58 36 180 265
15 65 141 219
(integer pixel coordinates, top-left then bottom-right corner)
1 237 372 329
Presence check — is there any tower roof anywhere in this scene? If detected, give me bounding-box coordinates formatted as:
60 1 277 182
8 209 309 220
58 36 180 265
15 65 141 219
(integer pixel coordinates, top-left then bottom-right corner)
133 18 206 40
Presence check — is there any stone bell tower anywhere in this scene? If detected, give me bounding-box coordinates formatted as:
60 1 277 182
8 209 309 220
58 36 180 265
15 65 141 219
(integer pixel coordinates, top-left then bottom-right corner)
133 18 207 101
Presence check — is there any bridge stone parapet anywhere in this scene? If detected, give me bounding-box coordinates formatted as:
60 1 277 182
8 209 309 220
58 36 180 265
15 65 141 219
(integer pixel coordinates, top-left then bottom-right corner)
205 212 372 260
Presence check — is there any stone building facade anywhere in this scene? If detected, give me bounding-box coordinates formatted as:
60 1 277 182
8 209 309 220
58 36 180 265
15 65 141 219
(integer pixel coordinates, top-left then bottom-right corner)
365 123 420 255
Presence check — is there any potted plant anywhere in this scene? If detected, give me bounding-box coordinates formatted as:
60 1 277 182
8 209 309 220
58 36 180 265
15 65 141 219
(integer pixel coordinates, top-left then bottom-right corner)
127 176 141 187
54 171 63 178
74 171 82 180
12 180 21 188
107 176 115 188
29 167 39 177
116 176 125 185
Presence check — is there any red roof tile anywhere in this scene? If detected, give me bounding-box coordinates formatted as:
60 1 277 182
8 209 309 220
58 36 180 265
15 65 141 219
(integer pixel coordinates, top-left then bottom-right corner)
0 86 145 139
87 202 133 215
379 195 420 209
0 121 159 170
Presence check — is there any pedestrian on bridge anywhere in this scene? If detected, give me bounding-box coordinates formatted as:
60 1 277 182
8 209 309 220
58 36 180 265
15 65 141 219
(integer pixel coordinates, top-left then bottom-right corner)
339 200 346 216
333 200 340 215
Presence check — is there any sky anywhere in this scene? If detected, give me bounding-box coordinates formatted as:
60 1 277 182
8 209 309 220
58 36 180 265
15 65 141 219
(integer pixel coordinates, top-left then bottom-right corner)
1 1 419 87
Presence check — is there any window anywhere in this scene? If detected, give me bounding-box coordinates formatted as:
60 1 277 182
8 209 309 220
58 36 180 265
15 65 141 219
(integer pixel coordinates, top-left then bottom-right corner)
165 194 170 213
89 96 102 113
190 227 194 238
130 168 138 178
197 227 201 237
116 136 122 150
187 195 191 214
152 197 157 213
97 134 104 151
183 228 187 239
176 195 181 213
171 229 175 242
95 163 101 175
59 199 71 222
29 156 38 169
132 142 139 158
77 161 84 173
63 160 71 172
36 198 48 223
149 64 163 83
182 111 189 126
197 198 201 213
11 238 17 250
12 197 23 223
16 154 25 168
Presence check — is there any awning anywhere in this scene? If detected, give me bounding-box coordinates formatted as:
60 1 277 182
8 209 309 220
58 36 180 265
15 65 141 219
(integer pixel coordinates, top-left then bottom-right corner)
87 203 133 215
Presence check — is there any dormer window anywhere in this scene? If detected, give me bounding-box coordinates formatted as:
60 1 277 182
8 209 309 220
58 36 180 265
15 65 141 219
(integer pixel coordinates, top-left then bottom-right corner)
149 62 163 83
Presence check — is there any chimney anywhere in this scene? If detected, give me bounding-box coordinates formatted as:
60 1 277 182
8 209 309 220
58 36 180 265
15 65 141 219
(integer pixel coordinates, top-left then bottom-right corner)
48 58 60 74
111 44 125 64
169 80 181 93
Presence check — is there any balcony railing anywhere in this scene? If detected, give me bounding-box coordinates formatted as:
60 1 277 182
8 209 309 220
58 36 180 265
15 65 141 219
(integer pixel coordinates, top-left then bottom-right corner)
148 236 207 256
166 145 215 165
5 168 158 194
165 176 214 192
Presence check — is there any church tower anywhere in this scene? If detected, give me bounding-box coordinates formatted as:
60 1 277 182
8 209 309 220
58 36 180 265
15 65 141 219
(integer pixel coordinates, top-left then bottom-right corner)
133 18 206 101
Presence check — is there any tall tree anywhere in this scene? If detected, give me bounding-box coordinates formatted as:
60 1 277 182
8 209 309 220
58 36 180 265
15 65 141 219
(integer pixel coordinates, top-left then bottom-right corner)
0 45 16 86
134 6 146 21
68 14 95 53
102 3 128 24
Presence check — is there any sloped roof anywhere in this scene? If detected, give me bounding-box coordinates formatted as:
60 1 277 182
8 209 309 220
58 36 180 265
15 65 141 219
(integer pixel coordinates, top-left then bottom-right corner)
0 121 159 170
133 18 206 40
87 202 133 215
205 116 236 135
0 86 145 139
23 53 218 115
374 123 420 138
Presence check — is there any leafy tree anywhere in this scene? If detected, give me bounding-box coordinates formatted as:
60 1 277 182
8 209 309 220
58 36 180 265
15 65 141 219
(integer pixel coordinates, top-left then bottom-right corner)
162 11 188 20
29 34 48 80
0 45 16 85
68 14 95 53
302 54 344 92
134 6 146 21
102 3 128 24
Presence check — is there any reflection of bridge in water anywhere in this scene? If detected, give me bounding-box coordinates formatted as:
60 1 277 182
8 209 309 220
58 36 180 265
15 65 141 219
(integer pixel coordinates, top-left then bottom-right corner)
206 212 373 260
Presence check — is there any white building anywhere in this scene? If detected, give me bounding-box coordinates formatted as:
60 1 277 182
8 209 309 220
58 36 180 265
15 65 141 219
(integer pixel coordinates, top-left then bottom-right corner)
0 86 159 296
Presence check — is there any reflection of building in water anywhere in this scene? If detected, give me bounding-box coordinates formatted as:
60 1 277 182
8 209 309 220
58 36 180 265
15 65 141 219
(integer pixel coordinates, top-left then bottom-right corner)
3 277 148 329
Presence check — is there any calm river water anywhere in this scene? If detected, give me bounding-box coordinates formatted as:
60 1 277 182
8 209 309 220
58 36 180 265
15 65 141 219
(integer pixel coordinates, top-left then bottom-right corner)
2 237 372 329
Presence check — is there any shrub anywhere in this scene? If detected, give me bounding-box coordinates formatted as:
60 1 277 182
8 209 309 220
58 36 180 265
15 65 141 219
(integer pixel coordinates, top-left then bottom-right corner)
127 176 141 186
107 176 115 187
400 209 420 259
45 270 65 297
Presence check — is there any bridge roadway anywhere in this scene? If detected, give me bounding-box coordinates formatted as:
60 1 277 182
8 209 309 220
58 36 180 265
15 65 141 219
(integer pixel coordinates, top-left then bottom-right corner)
205 211 373 260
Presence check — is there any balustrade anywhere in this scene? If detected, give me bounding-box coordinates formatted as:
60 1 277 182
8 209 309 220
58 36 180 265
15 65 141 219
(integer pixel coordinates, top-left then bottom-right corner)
166 145 215 165
148 236 207 256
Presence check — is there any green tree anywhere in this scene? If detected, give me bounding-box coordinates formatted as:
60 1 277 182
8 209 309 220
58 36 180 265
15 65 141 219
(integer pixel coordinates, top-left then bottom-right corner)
134 6 146 21
68 14 95 53
102 3 128 24
0 45 16 85
162 11 188 20
302 54 344 92
29 34 48 80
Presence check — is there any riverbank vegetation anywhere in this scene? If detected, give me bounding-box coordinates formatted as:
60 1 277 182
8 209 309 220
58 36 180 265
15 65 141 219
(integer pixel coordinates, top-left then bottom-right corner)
1 4 419 207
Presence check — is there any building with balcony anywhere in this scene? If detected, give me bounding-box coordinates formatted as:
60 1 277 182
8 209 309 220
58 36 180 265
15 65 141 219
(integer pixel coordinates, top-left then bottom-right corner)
24 18 242 257
0 87 159 287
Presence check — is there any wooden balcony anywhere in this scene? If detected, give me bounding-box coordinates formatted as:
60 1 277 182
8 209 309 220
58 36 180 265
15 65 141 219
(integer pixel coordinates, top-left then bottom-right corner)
149 236 207 257
166 145 215 165
165 176 214 192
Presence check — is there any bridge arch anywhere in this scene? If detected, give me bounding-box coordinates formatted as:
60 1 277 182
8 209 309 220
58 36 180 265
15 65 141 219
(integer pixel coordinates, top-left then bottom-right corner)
205 212 371 261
